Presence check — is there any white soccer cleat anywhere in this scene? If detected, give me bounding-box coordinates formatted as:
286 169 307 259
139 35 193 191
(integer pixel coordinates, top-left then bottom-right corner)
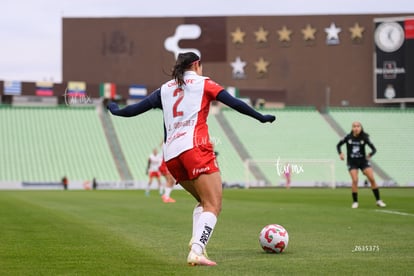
351 202 359 209
187 250 216 266
188 237 208 258
376 200 386 208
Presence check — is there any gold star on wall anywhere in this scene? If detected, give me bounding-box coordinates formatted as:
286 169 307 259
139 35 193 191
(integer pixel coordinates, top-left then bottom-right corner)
254 26 269 43
301 24 317 41
277 26 292 42
349 22 365 40
231 27 246 44
255 57 270 74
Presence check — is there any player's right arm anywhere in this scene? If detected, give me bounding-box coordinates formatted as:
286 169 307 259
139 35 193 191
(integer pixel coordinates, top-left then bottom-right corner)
146 158 150 175
107 89 162 117
336 136 347 160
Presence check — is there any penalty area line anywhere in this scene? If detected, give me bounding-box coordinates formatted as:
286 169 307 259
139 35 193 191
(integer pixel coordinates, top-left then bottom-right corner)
375 209 414 217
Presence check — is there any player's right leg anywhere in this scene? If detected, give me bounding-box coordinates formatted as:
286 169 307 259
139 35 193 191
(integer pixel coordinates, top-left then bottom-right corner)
161 174 176 202
146 175 153 196
349 169 359 208
180 179 216 266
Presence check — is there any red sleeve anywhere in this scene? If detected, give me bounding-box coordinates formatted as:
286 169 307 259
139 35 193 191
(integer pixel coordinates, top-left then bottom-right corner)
204 78 224 99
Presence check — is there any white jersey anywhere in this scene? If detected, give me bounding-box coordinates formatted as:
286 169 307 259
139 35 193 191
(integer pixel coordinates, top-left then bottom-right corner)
160 71 223 161
148 153 162 172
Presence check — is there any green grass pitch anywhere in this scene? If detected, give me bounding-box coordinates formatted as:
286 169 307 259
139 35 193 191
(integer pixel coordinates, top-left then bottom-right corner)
0 188 413 275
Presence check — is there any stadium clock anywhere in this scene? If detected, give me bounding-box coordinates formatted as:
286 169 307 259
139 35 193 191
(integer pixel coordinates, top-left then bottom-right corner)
374 21 405 53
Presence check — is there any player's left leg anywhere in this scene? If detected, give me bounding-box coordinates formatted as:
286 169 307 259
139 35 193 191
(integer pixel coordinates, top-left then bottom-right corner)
363 167 386 207
156 176 163 195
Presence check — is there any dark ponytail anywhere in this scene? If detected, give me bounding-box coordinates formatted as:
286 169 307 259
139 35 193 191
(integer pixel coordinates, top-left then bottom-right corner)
171 52 200 86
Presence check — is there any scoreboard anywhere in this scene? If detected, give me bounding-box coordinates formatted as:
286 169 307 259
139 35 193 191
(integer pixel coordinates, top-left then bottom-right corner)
374 16 414 103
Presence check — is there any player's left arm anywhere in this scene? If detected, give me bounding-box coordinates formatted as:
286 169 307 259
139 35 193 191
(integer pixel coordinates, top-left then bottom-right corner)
203 79 275 123
216 90 275 123
366 137 377 158
336 136 347 160
107 88 162 117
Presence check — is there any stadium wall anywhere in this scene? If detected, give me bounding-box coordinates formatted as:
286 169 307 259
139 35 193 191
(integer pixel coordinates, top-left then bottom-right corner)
61 14 412 109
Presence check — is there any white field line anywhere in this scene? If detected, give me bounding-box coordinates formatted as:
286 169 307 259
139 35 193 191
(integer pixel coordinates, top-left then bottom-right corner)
375 209 414 217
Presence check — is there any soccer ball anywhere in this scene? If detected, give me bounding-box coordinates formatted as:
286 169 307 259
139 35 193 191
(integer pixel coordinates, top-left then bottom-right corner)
259 224 289 253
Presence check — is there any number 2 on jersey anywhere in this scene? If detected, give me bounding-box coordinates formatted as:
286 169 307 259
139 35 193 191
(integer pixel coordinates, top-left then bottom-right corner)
173 88 184 117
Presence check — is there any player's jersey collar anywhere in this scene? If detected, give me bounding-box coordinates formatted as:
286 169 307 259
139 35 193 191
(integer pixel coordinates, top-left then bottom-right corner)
184 71 198 76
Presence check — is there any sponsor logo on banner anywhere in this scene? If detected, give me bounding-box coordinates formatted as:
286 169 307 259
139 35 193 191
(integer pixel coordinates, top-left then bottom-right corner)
164 17 226 62
102 30 134 56
384 84 396 99
164 24 201 59
377 61 406 79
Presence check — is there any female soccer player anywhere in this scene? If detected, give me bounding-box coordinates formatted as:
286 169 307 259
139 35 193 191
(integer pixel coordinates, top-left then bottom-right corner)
159 157 176 203
336 121 386 209
146 148 163 196
108 52 275 266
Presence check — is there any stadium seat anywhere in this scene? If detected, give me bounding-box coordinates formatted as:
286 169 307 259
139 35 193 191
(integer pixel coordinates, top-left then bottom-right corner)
0 106 119 182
